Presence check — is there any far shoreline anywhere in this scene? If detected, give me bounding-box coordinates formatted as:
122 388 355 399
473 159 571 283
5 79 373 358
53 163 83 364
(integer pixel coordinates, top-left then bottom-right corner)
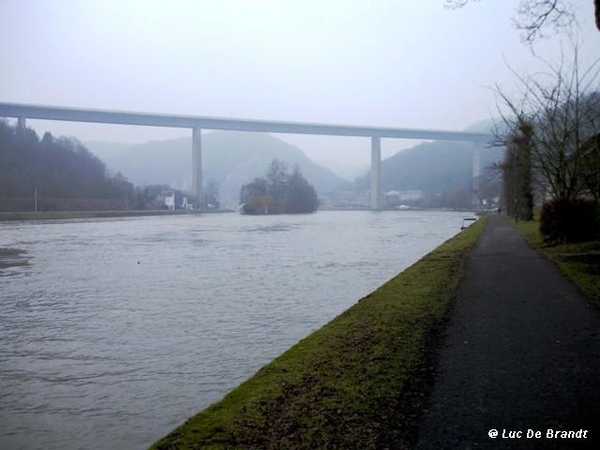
0 209 234 222
0 207 481 222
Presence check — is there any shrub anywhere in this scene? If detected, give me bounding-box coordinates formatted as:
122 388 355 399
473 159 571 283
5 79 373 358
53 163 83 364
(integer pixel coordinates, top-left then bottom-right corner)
539 197 599 243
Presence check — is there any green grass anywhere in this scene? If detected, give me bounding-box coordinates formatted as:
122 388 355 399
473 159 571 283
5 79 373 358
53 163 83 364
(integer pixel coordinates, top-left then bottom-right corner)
509 219 600 308
150 217 487 450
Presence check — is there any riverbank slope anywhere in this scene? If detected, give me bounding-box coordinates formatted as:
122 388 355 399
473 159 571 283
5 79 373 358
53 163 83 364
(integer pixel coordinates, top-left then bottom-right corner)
150 217 487 449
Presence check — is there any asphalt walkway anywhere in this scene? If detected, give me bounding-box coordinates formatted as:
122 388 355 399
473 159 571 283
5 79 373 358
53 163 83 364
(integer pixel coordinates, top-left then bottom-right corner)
417 214 600 449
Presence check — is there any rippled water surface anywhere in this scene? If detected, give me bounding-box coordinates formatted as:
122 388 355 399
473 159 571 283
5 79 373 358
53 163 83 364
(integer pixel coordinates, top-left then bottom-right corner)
0 210 470 449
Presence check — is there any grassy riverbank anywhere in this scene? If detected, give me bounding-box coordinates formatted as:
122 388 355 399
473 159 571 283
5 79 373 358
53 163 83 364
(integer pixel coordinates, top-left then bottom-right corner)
510 219 600 308
150 217 487 449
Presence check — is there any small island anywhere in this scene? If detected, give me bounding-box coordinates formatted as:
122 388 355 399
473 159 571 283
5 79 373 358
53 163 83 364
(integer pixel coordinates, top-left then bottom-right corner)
239 159 319 214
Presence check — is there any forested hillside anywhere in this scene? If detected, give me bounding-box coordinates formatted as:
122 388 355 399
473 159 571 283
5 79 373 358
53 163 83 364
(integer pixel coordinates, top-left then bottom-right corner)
0 121 133 211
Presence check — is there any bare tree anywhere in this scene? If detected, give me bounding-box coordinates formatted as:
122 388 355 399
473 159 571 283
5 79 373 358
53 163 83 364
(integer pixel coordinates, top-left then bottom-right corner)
501 122 535 220
494 44 600 201
578 94 600 199
514 0 576 43
445 0 599 43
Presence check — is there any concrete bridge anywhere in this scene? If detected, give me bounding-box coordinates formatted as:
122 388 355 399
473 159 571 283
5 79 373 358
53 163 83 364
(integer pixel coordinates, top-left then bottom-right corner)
0 102 495 209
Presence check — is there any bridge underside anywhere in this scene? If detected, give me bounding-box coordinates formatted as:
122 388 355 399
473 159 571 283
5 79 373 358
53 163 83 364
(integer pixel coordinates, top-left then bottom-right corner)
1 102 493 209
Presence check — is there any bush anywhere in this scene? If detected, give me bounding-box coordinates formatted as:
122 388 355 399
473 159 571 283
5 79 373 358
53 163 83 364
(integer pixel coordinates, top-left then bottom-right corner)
539 197 599 243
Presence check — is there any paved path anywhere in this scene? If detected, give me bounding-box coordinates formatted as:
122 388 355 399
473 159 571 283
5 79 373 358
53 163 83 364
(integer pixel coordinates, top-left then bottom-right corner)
417 215 600 449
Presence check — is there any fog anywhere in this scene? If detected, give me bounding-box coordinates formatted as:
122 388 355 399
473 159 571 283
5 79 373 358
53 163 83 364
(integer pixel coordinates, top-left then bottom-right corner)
0 0 597 166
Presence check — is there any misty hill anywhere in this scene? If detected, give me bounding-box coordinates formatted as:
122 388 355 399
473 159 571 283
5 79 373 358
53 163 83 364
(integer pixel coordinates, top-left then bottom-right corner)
87 132 349 207
384 141 502 192
463 118 500 134
315 159 369 181
356 121 504 195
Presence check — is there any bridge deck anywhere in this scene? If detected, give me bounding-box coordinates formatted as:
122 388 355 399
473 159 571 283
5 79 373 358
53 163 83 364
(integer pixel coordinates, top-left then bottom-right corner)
0 102 494 142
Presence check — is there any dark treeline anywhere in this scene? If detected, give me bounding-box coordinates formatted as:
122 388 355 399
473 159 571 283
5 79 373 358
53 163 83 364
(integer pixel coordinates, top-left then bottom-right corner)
0 121 134 210
240 159 318 214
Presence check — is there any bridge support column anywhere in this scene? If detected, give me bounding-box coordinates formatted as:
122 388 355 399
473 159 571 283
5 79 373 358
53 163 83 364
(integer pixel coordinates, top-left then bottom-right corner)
192 127 203 207
370 136 381 210
17 117 26 135
472 142 481 209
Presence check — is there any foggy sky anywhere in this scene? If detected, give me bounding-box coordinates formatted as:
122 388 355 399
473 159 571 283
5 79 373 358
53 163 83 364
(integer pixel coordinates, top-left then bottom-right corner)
0 0 598 166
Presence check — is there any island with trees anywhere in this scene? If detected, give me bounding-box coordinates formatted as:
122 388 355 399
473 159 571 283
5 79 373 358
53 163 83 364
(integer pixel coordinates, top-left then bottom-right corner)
239 159 319 214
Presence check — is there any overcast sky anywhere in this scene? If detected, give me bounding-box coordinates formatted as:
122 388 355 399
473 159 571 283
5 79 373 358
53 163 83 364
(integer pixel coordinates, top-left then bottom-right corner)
1 0 598 166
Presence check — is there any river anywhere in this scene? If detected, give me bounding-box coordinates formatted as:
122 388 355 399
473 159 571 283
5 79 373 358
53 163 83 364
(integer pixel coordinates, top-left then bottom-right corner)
0 210 470 449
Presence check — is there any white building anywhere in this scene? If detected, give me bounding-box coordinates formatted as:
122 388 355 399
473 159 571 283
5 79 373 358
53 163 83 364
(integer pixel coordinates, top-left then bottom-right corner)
164 190 175 210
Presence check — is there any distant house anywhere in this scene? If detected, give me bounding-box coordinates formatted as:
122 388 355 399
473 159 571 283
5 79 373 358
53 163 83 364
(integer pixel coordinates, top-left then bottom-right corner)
384 190 423 208
396 190 423 201
163 190 175 210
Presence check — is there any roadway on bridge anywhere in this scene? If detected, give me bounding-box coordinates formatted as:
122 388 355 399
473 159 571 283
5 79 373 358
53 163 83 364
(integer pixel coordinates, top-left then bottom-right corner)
417 214 600 449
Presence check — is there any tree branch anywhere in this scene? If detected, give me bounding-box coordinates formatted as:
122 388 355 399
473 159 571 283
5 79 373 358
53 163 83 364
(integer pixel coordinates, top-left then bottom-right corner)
445 0 599 43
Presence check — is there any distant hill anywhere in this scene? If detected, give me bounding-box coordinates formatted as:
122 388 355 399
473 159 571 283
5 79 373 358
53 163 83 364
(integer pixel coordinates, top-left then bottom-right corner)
314 159 369 181
356 120 504 195
377 141 503 192
463 118 499 134
87 131 349 207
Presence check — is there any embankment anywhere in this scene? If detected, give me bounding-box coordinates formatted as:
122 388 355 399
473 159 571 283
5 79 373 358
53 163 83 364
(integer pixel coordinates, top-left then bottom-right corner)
150 216 487 450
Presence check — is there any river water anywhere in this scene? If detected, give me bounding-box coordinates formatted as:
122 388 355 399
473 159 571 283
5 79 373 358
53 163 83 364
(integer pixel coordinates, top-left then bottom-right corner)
0 210 469 449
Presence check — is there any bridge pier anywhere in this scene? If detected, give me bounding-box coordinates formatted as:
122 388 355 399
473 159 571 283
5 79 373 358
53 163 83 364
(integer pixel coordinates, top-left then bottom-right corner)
192 127 203 206
370 136 381 210
472 142 481 209
17 117 26 134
